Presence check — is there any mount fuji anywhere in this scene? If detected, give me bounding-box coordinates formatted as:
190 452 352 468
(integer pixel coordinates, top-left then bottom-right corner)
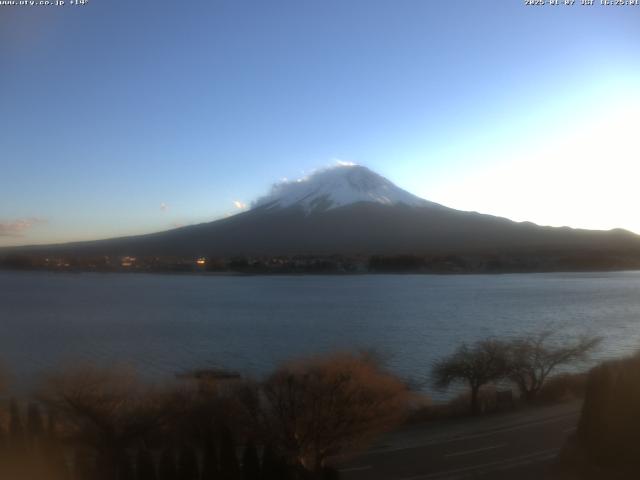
252 164 439 213
4 164 640 272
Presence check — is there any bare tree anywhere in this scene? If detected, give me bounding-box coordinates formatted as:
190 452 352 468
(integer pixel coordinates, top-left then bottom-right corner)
261 352 410 475
432 339 509 415
506 331 600 402
39 366 168 480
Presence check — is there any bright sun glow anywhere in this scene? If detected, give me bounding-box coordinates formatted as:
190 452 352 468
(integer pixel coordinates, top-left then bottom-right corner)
430 97 640 233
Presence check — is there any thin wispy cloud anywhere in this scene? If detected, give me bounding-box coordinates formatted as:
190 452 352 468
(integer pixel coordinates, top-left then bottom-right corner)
233 200 248 210
0 217 47 237
160 202 169 212
333 159 357 167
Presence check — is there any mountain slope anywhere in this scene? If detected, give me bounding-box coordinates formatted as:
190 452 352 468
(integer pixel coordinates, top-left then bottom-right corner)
3 164 640 264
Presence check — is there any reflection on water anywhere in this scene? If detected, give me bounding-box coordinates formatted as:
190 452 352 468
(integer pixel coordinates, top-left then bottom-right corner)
2 270 640 392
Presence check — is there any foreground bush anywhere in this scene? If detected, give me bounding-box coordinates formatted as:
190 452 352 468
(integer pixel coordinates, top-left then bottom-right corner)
0 352 412 479
260 352 411 474
561 352 640 478
536 373 588 405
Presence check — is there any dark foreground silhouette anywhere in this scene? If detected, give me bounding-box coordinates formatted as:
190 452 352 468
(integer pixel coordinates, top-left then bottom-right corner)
0 352 409 480
559 350 640 479
0 334 624 480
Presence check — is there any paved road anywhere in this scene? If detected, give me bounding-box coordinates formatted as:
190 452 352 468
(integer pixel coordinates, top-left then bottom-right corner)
339 401 582 480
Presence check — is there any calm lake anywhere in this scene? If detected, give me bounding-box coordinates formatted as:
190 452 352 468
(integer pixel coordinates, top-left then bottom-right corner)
2 270 640 393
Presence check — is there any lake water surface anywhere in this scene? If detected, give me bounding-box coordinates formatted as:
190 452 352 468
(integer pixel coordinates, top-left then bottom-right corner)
2 270 640 393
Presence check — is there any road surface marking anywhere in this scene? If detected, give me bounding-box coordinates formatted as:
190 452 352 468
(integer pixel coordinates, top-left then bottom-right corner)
444 443 506 458
398 448 559 480
340 465 373 472
369 411 579 454
444 414 576 443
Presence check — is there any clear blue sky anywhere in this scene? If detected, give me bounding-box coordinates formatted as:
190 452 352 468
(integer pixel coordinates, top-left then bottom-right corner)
2 0 639 246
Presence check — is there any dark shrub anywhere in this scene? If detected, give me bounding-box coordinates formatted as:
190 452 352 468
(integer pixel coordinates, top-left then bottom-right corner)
571 353 640 475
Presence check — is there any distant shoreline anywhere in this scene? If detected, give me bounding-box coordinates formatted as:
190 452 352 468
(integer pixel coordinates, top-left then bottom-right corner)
2 266 640 277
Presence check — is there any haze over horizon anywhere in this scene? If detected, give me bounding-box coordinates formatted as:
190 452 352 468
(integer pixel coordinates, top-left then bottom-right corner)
2 0 640 246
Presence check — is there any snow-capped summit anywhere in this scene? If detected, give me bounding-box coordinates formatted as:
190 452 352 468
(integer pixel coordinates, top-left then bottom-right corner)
252 164 441 213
